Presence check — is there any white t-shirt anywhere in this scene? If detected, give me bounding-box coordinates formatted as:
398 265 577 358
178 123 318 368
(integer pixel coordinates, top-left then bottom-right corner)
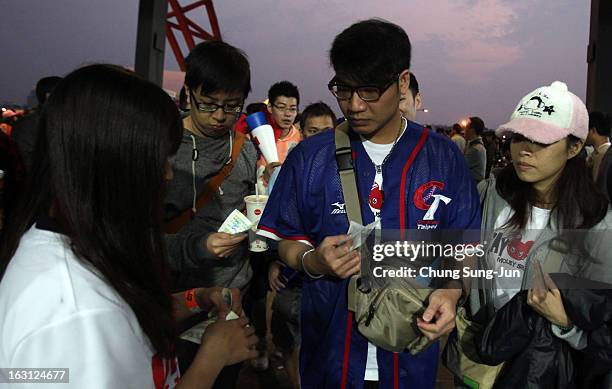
0 225 180 389
488 205 551 308
360 122 407 381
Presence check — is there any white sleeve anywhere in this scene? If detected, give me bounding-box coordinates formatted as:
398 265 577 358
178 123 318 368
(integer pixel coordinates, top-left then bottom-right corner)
256 164 267 196
551 324 587 350
7 309 155 389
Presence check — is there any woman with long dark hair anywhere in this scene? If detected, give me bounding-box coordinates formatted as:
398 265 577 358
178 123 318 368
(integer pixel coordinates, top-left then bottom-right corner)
453 81 612 388
0 65 257 388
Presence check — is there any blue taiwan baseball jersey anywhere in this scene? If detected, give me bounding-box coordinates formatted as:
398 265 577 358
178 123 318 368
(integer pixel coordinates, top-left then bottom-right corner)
258 121 481 389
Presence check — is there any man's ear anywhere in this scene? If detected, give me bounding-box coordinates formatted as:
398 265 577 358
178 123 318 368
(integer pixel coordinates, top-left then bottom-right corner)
398 70 410 97
415 92 422 110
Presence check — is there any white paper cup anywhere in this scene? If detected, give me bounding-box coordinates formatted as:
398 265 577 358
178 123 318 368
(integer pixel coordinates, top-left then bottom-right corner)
244 195 269 252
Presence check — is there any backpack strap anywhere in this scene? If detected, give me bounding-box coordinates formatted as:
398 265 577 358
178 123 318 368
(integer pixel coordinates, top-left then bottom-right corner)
165 131 246 234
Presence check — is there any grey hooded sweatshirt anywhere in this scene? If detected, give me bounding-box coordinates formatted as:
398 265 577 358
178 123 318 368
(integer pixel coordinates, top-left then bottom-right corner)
164 129 257 291
469 177 612 351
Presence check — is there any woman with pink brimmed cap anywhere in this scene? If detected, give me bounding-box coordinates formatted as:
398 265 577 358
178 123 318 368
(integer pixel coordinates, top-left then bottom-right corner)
447 81 612 388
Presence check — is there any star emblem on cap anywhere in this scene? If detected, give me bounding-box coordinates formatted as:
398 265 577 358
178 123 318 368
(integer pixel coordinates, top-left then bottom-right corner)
543 105 555 115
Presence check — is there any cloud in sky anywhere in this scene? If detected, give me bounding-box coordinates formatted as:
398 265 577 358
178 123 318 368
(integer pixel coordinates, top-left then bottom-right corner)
420 0 525 83
208 0 526 83
3 0 590 127
204 0 587 126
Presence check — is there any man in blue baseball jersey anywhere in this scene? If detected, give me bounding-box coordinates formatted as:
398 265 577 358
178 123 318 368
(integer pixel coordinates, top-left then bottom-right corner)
258 19 480 389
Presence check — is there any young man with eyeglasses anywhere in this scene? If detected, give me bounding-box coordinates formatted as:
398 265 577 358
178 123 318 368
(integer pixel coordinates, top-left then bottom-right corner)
164 40 257 389
247 80 303 371
256 81 302 194
258 19 480 389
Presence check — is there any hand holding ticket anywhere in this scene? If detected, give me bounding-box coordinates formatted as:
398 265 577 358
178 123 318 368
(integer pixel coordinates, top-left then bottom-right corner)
180 288 240 344
344 220 380 250
218 209 254 234
313 220 378 280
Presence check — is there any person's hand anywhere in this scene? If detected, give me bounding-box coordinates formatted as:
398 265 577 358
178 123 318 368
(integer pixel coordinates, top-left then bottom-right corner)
205 232 247 258
416 288 462 340
198 316 258 367
268 262 286 292
196 287 243 317
263 162 282 183
527 288 571 328
309 235 360 279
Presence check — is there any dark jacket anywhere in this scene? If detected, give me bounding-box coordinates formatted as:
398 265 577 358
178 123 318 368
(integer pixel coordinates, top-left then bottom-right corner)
476 273 612 389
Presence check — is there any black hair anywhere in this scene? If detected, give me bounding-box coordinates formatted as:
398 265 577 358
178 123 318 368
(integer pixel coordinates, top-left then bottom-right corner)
469 116 485 136
0 64 182 357
589 111 611 137
500 139 511 157
330 18 411 85
409 73 419 98
299 101 337 130
185 40 251 98
35 76 62 106
178 86 188 111
268 81 300 106
608 165 612 201
483 131 496 140
497 135 607 230
245 102 267 115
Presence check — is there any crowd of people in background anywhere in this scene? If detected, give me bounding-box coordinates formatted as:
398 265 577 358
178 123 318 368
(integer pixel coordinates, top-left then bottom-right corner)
1 17 612 389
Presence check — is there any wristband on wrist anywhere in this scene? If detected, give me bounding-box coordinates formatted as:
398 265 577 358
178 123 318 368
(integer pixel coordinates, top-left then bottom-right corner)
184 288 203 313
301 248 323 279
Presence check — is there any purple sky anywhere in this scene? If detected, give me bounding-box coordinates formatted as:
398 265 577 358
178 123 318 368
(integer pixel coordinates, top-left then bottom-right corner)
1 0 591 128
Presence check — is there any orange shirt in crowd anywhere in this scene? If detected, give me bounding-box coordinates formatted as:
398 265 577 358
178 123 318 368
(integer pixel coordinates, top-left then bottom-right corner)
256 125 302 193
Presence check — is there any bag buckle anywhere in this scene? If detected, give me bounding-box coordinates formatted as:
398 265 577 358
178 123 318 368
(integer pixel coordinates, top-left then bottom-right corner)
335 147 353 172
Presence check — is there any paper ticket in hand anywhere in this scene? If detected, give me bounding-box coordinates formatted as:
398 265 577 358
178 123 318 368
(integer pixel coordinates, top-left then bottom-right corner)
218 209 254 234
346 220 380 250
180 288 240 344
221 288 240 320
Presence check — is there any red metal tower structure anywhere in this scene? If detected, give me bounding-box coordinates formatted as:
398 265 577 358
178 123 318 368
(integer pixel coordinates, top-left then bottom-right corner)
165 0 222 71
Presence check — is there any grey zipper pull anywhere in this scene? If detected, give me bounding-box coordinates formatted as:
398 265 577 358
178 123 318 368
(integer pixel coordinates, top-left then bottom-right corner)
219 186 224 195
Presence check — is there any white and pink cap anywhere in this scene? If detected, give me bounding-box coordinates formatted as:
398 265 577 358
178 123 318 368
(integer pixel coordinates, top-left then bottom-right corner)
496 81 588 144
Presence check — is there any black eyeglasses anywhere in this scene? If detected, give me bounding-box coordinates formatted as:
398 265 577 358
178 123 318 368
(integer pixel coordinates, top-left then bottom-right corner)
327 75 399 102
189 90 243 114
271 104 298 114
